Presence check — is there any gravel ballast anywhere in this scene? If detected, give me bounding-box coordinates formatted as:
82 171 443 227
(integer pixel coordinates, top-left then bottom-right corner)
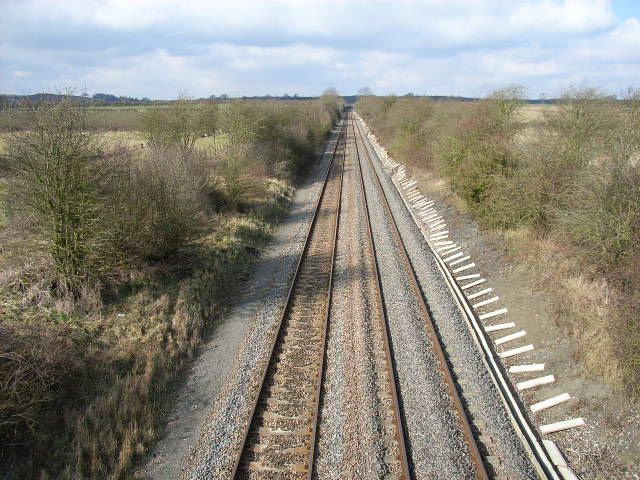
314 127 402 479
356 117 538 479
355 124 476 479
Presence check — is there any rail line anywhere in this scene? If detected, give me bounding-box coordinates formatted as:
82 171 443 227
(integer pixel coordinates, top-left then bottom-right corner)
232 120 346 478
337 112 411 478
232 114 415 479
351 110 489 479
231 111 497 479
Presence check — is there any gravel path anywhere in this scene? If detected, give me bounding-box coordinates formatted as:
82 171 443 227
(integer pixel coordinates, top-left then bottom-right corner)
314 125 403 479
180 125 341 480
356 118 538 479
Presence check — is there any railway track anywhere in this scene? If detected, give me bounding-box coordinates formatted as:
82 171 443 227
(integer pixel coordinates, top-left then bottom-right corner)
312 114 411 478
346 113 412 479
351 112 488 479
232 119 346 478
229 111 525 479
232 114 414 479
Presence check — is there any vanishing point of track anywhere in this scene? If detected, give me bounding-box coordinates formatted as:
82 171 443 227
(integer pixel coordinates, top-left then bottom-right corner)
232 111 490 479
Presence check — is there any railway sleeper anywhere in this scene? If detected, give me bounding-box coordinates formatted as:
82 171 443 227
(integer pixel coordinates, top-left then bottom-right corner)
267 385 315 395
262 411 313 421
271 361 318 371
244 461 308 474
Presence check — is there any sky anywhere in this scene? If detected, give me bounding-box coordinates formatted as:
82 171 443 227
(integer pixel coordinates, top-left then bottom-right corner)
1 0 639 99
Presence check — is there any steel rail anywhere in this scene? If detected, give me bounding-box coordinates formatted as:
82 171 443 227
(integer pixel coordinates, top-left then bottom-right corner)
354 111 561 479
231 119 347 479
348 110 412 480
305 116 346 479
353 113 490 480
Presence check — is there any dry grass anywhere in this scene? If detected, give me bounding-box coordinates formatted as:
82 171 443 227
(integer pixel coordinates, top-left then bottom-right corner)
505 229 625 386
0 96 340 478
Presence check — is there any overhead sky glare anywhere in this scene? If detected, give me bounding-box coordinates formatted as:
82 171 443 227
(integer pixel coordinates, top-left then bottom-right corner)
1 0 638 98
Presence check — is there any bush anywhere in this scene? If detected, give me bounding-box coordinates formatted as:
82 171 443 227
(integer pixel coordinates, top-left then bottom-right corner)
216 143 265 210
109 146 209 260
319 87 344 121
218 98 338 184
140 97 210 156
439 88 524 222
558 154 640 272
6 97 113 297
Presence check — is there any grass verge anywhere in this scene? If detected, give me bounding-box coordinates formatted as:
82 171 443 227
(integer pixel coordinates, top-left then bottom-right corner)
0 180 293 478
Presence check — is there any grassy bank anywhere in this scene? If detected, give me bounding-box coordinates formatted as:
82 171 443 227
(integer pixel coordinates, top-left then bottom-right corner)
0 94 343 478
356 91 640 395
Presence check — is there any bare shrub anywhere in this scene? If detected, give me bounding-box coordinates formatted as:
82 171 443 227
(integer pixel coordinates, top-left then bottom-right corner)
214 141 266 211
217 98 339 188
546 87 616 167
140 97 208 156
219 100 265 144
557 155 640 270
439 87 524 216
319 87 344 120
109 146 209 260
6 97 114 297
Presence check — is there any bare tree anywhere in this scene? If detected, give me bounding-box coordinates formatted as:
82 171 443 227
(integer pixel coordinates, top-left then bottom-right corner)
320 88 344 120
140 95 205 156
358 86 374 97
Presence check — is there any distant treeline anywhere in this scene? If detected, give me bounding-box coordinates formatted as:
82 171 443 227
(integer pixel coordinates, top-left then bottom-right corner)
0 93 153 108
3 92 610 111
0 93 323 109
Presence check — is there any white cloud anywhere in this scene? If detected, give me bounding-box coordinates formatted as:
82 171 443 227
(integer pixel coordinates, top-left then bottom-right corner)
0 0 638 97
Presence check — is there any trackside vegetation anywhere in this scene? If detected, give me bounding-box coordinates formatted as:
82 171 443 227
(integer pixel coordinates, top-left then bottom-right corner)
0 93 343 478
356 89 640 397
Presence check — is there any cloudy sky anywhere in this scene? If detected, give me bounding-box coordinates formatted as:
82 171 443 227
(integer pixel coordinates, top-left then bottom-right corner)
1 0 638 99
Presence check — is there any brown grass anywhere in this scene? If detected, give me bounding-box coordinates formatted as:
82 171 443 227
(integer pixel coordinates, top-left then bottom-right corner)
0 96 341 478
